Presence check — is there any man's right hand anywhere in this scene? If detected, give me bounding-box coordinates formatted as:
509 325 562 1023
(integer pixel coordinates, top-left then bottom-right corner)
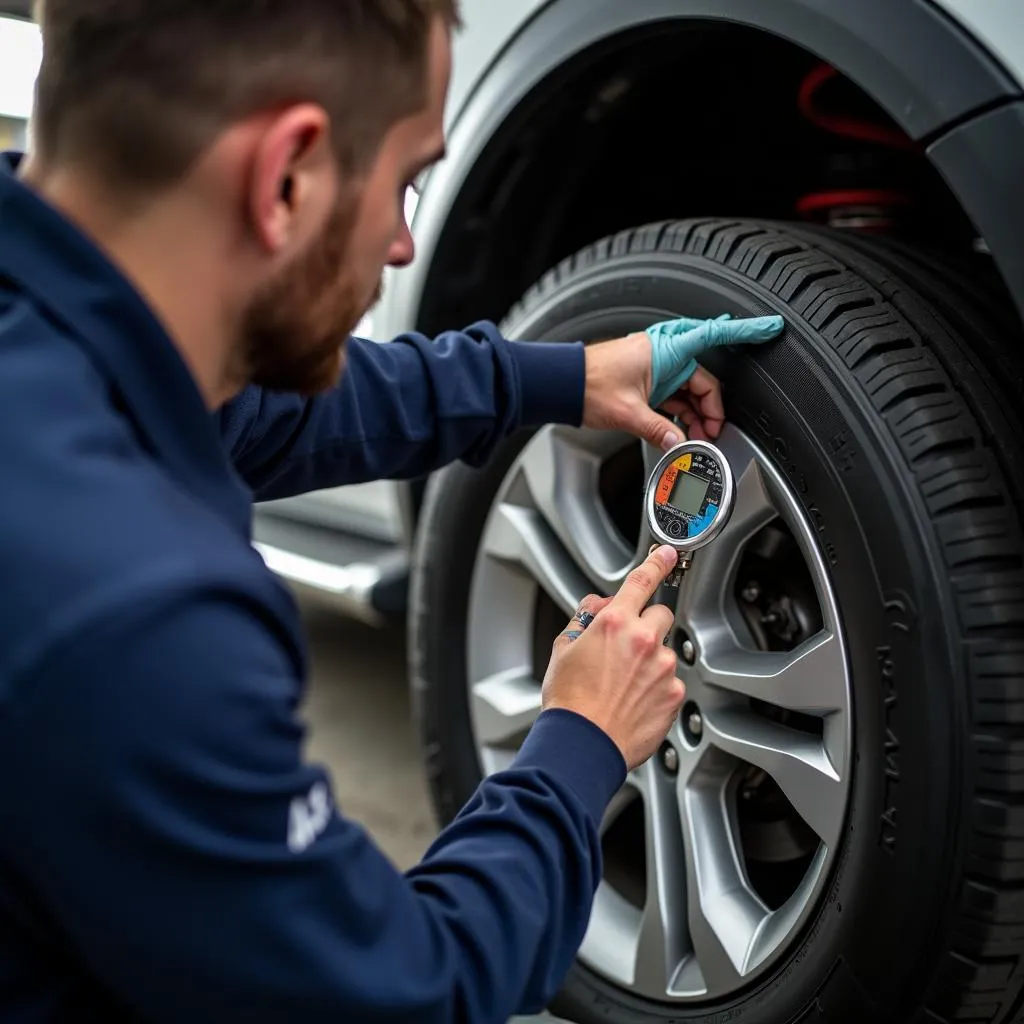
541 545 685 770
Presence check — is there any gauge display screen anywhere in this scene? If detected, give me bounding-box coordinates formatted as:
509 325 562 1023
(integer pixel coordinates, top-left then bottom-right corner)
650 446 728 545
668 472 710 516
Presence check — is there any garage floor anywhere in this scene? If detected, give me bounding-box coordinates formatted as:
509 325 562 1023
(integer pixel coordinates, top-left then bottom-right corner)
299 600 437 870
297 598 566 1024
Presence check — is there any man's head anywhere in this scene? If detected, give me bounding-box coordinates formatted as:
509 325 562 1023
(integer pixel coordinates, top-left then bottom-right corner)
28 0 458 397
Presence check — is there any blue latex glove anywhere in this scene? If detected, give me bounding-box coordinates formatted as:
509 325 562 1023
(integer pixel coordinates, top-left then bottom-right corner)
646 314 785 408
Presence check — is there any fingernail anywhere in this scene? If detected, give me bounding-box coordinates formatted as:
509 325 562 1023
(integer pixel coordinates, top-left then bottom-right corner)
655 544 677 566
661 430 681 451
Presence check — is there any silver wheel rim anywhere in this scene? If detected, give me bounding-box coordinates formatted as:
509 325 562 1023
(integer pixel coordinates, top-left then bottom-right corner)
465 423 852 1004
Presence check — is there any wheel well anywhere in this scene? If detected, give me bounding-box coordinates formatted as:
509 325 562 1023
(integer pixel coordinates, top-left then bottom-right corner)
415 20 1010 336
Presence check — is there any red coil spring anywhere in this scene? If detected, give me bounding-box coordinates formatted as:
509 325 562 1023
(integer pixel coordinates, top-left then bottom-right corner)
796 63 919 227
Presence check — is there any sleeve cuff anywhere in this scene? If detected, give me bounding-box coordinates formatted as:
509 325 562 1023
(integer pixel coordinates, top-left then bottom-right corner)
512 709 627 826
507 340 585 428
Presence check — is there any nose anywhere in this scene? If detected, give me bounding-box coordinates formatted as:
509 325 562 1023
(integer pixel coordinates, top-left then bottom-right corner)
387 219 415 268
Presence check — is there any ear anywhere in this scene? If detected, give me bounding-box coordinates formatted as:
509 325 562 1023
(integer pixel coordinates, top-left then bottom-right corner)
248 104 335 256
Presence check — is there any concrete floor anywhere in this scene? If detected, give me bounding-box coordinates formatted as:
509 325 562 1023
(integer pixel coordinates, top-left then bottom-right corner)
299 600 437 870
296 597 566 1024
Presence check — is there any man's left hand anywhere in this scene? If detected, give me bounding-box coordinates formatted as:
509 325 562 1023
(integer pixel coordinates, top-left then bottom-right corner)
582 314 785 450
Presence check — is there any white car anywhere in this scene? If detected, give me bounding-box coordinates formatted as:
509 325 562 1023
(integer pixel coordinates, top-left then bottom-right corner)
265 4 1024 1020
11 2 1024 1021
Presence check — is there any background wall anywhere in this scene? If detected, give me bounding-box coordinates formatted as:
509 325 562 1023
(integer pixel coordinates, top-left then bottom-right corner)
0 113 26 149
0 13 39 149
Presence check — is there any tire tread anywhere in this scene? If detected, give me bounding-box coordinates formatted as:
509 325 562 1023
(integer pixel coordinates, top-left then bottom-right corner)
505 218 1024 1023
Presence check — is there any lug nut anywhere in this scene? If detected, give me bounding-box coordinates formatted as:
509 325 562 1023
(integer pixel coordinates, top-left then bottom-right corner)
680 639 696 665
741 582 761 603
661 745 679 774
682 701 704 745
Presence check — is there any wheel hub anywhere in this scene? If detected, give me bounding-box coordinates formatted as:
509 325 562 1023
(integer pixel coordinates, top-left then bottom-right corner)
465 423 852 1005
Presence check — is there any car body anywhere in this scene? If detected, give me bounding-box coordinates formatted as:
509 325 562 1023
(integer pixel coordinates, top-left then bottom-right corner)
250 0 1024 626
248 8 1024 1017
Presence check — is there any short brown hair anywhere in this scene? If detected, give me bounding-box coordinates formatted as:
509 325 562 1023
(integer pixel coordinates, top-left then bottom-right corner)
31 0 460 199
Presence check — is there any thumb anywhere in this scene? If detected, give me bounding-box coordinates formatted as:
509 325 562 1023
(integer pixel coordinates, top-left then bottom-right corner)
630 403 683 452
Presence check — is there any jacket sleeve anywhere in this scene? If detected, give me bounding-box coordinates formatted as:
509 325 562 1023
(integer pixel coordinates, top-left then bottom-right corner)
219 322 586 502
9 577 626 1024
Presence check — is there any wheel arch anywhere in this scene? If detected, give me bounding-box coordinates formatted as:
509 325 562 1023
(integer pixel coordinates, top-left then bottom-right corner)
385 0 1024 539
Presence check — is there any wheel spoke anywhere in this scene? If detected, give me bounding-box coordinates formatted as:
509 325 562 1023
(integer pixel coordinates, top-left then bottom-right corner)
629 758 688 999
704 708 844 846
699 631 846 715
633 441 664 561
469 422 854 1006
680 755 769 991
481 502 590 617
469 666 541 746
517 426 635 591
677 427 778 629
642 438 664 478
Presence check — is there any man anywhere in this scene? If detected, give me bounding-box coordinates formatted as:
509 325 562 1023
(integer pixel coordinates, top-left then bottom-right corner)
0 2 784 1022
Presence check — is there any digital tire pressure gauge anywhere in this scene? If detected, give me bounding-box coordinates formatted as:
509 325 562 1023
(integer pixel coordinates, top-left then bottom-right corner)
644 439 736 589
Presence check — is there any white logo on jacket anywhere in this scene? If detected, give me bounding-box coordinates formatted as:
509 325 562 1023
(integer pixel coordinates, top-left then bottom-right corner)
287 781 333 853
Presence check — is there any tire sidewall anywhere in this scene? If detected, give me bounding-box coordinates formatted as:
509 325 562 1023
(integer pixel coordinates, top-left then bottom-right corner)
411 254 963 1023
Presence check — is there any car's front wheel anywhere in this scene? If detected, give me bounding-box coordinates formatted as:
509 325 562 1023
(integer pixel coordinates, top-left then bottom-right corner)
409 219 1024 1023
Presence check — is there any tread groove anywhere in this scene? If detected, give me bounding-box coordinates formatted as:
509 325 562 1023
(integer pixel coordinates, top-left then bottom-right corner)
492 216 1024 1024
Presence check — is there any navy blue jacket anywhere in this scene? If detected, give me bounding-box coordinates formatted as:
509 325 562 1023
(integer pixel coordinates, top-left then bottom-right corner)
0 152 628 1023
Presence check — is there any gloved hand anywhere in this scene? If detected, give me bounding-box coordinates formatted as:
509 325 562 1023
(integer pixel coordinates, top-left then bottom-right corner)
581 312 786 451
647 314 785 408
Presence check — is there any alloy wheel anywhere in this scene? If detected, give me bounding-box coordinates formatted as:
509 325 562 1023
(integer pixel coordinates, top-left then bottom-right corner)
465 423 852 1003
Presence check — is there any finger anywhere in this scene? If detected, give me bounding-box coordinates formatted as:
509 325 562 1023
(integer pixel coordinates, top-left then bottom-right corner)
554 594 611 646
667 677 687 713
610 546 678 616
684 369 725 439
686 366 725 424
684 314 784 356
639 601 675 640
664 313 733 329
677 401 699 424
572 594 613 632
645 316 711 342
661 379 721 440
658 395 689 417
661 398 707 440
661 392 704 421
684 417 709 442
575 594 613 618
709 314 785 349
700 415 724 440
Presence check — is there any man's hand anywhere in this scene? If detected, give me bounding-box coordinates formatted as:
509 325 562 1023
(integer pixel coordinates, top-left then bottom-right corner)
582 314 785 450
541 546 685 770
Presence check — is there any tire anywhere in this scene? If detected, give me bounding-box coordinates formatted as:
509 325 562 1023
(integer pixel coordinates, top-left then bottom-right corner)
409 218 1024 1024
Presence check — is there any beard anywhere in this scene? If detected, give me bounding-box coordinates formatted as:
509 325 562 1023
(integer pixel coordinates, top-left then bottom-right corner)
238 189 379 396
